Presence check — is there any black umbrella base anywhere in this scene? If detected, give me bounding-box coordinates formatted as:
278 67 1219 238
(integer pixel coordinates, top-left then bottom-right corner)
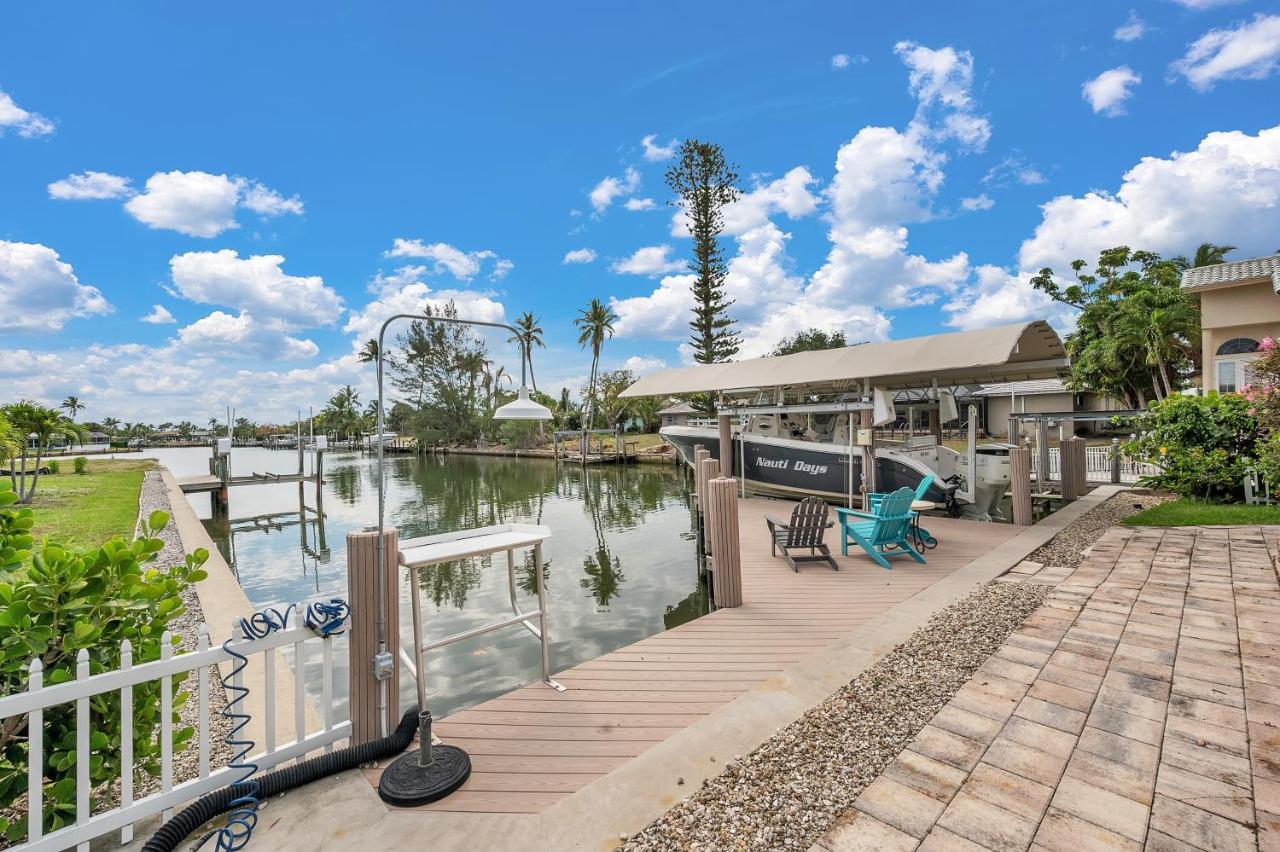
378 745 472 807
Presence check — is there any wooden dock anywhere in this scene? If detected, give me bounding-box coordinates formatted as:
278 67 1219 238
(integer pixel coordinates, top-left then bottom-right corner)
177 472 320 493
362 497 1021 813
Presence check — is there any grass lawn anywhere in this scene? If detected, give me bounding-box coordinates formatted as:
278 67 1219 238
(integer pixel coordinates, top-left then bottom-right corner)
22 458 155 545
1123 498 1280 527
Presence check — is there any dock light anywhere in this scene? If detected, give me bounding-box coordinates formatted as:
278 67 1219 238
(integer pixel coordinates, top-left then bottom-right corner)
493 386 554 421
370 311 552 807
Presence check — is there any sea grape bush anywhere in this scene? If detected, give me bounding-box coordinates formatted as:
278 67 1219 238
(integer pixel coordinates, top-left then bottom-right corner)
1122 392 1260 502
0 479 209 839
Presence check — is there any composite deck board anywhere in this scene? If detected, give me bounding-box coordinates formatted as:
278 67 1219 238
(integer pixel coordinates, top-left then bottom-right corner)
368 497 1020 813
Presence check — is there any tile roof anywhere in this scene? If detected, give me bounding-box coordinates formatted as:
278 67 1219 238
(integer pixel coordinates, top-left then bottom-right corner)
1180 254 1280 291
658 401 696 414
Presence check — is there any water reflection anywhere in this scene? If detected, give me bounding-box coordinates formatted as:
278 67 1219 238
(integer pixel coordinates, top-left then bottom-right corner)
152 446 708 718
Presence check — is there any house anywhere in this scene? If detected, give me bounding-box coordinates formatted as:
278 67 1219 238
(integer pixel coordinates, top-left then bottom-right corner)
975 379 1119 440
658 402 695 428
1181 254 1280 393
86 431 110 446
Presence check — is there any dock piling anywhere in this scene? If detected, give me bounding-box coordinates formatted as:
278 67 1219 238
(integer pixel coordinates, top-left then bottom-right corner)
346 526 401 745
706 477 742 607
1010 446 1033 526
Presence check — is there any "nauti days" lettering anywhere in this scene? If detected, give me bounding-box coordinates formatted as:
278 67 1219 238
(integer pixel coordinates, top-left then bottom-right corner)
755 456 829 476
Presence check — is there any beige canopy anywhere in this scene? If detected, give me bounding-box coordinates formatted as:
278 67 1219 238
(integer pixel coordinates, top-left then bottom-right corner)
619 321 1067 398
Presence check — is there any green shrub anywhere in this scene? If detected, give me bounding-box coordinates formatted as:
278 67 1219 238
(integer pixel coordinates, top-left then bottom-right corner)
0 479 208 839
72 456 87 475
46 460 59 475
1122 393 1260 502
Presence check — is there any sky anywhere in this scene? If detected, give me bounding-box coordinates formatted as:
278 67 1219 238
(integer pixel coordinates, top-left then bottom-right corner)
3 1 1280 424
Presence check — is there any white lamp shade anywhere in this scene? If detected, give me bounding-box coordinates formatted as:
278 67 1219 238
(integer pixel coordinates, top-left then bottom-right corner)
494 387 554 421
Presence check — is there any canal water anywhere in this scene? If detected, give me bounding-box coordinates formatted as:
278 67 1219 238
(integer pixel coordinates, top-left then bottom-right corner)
123 447 706 719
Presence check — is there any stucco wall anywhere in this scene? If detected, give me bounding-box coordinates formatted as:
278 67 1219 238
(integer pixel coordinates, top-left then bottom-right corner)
1198 280 1280 390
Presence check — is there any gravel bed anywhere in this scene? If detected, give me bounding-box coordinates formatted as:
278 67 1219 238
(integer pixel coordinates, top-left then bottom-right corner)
1028 490 1170 572
138 469 236 789
621 580 1052 851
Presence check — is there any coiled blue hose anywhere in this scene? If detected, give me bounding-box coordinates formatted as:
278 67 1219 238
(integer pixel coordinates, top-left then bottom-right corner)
199 600 348 851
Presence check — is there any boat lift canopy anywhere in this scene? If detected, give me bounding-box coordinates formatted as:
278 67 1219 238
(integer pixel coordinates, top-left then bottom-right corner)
618 321 1067 399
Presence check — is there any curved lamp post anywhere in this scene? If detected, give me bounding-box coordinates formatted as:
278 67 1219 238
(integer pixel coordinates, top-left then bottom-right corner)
368 312 552 803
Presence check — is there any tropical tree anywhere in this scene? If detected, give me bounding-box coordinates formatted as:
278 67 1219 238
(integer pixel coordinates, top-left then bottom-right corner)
60 396 84 421
771 328 849 356
574 299 618 453
665 139 742 374
1172 242 1237 272
358 338 380 365
508 312 545 392
2 401 85 503
592 369 637 431
0 409 20 466
322 385 364 440
100 416 120 435
1030 246 1198 407
390 301 490 444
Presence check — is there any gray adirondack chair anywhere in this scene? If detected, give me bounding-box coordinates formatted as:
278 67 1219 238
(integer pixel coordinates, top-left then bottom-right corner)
766 496 838 572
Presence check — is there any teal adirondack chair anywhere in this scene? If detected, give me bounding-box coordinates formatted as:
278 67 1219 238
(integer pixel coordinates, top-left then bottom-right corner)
834 487 926 569
867 474 937 549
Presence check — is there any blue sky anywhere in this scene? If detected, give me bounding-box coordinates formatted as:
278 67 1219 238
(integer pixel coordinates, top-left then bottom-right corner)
2 1 1279 422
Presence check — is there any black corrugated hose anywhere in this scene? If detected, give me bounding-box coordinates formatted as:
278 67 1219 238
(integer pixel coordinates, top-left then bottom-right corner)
141 707 419 852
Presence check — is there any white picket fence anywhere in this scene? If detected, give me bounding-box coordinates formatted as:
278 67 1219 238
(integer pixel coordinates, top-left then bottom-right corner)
0 608 348 852
1029 445 1160 484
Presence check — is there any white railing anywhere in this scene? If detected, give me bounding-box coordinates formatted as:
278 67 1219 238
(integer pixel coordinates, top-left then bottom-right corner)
1 609 348 852
1029 446 1161 484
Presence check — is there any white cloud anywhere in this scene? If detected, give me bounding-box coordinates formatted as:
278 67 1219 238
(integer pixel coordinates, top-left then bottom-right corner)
0 241 112 331
641 135 677 162
239 182 304 217
624 197 657 211
611 274 696 339
0 350 60 378
384 239 511 281
48 171 133 200
946 124 1280 329
589 167 641 213
141 304 176 324
1166 0 1243 8
894 41 991 150
983 156 1046 187
960 194 995 211
621 355 667 375
176 310 318 360
118 170 303 237
610 245 687 277
1114 10 1148 42
1170 13 1280 91
1083 66 1142 116
831 53 867 69
563 248 598 264
169 250 343 328
0 88 53 138
343 267 507 344
723 167 822 236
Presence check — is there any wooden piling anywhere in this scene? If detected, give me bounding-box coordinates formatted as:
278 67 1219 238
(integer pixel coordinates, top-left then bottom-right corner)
717 414 733 474
705 477 742 607
1111 437 1121 484
1071 436 1088 495
1010 446 1033 526
697 457 720 522
693 446 710 503
346 526 400 745
1059 439 1077 501
1036 419 1051 486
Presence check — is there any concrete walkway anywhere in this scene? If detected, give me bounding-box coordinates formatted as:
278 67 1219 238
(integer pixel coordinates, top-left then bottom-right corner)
815 524 1280 852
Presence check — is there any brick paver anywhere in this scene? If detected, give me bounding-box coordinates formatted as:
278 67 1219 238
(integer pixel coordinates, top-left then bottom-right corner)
815 524 1280 852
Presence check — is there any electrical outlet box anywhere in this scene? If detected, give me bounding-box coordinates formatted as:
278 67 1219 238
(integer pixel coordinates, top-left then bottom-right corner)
373 651 394 680
856 428 874 446
216 437 232 455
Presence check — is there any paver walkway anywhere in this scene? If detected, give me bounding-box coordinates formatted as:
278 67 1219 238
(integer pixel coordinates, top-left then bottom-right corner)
815 524 1280 852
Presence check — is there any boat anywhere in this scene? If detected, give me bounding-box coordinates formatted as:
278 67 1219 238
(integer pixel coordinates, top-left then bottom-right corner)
620 321 1068 520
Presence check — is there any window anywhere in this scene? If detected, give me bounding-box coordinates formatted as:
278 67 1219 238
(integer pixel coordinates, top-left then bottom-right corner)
1216 338 1261 393
1217 338 1261 356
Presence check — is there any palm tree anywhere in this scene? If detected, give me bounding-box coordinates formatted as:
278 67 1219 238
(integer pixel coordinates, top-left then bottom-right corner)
3 401 84 502
60 396 84 422
1115 288 1200 400
101 416 120 435
574 299 618 456
358 338 380 365
507 312 546 392
1172 243 1237 271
